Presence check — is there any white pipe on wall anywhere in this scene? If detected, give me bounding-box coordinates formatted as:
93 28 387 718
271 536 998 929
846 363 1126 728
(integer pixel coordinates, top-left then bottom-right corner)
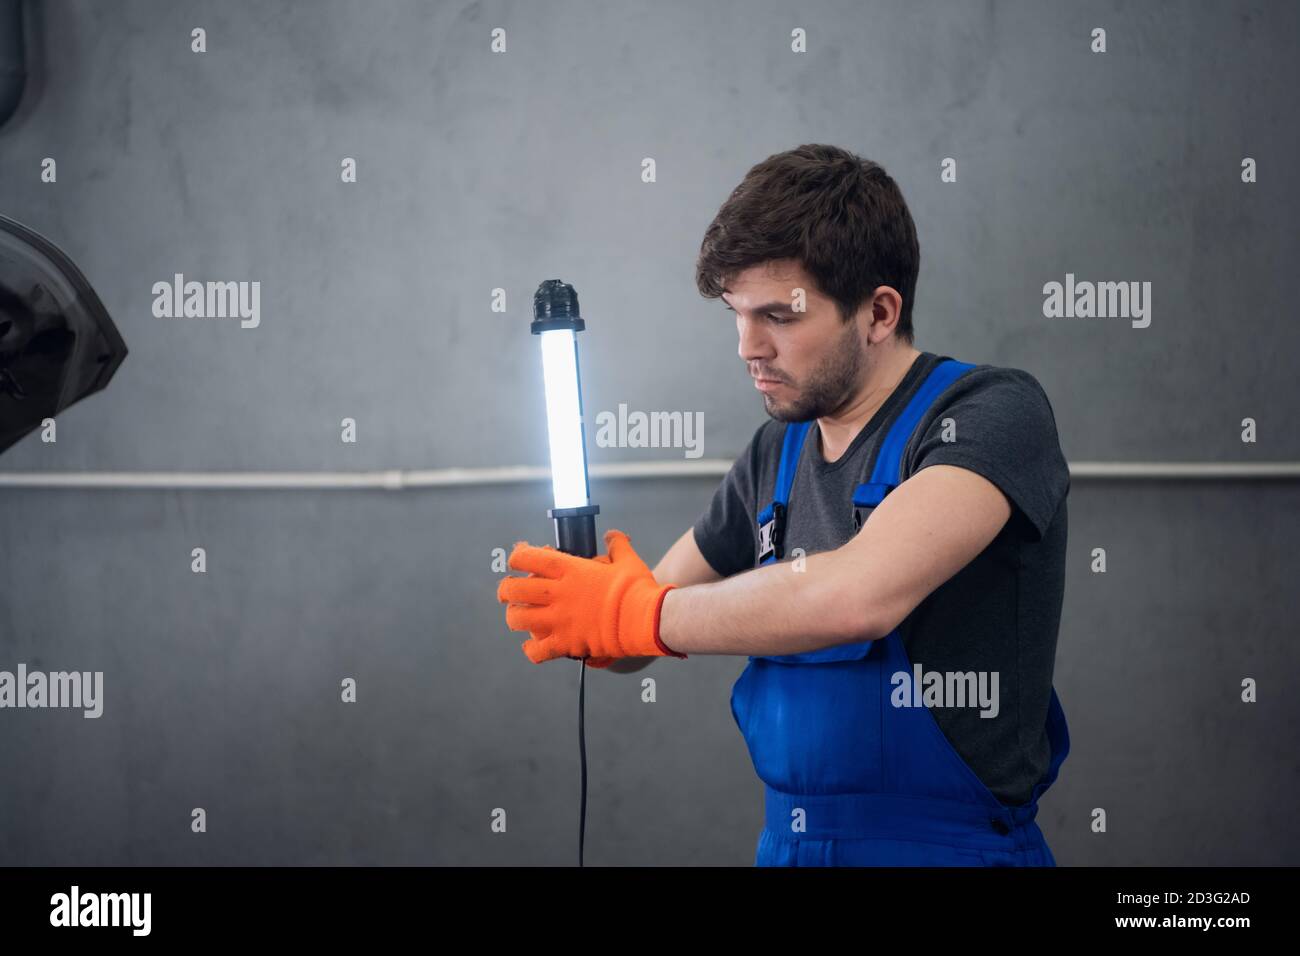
0 461 1297 490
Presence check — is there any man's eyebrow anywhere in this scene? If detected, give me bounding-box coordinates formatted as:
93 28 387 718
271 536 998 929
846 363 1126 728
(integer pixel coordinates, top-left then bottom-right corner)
721 299 799 314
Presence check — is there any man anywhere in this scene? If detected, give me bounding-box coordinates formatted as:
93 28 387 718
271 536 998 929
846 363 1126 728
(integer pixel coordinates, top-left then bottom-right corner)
499 144 1071 867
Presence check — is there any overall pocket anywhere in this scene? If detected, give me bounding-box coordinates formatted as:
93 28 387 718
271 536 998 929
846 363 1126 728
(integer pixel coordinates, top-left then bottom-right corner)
731 656 884 793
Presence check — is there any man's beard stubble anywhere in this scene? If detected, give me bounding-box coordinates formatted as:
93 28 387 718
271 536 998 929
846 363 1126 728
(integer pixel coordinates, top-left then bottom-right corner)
762 320 865 423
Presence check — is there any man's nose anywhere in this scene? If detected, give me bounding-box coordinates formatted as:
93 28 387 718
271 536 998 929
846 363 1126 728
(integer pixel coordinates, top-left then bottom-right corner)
736 314 773 364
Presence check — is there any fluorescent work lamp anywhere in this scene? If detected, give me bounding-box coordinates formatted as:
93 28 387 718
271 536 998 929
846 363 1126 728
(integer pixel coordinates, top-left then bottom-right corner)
529 278 604 868
531 279 600 558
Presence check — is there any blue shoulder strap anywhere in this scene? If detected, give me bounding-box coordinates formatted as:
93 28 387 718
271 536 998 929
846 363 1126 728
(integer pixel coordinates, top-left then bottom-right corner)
852 359 976 519
755 420 812 564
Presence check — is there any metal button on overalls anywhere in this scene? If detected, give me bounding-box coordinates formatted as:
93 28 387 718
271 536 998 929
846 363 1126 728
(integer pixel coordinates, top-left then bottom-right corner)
732 359 1071 866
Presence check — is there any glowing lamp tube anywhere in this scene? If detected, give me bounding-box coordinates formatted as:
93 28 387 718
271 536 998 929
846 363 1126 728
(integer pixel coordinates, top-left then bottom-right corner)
531 280 599 557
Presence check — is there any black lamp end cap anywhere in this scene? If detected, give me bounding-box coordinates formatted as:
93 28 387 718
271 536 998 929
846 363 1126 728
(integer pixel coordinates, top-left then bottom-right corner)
531 279 585 333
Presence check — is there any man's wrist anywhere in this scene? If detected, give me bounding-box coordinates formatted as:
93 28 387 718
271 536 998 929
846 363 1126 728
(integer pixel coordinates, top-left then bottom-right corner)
651 585 687 658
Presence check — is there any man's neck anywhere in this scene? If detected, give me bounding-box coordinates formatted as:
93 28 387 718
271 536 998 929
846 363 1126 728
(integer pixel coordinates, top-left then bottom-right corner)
817 344 922 464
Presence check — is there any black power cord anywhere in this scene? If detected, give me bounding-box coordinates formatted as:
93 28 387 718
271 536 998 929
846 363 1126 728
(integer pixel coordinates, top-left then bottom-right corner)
577 656 588 867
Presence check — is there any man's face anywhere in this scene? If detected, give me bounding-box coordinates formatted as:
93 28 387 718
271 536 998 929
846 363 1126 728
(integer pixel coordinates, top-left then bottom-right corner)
721 260 865 423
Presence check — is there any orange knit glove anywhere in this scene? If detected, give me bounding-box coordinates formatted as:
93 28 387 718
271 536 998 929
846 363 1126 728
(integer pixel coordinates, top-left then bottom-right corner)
497 547 618 667
497 529 686 665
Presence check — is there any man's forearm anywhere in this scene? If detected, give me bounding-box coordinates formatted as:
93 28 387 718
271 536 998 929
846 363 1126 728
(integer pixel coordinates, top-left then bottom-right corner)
656 549 879 657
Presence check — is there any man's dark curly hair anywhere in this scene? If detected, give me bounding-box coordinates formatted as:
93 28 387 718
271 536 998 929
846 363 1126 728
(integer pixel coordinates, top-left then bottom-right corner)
695 144 920 344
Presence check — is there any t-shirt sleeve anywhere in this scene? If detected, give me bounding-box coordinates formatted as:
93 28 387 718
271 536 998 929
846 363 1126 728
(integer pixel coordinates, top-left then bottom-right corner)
692 423 764 578
905 367 1070 542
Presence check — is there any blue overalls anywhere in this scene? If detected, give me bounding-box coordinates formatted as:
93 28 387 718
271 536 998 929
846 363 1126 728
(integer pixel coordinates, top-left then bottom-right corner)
730 358 1070 866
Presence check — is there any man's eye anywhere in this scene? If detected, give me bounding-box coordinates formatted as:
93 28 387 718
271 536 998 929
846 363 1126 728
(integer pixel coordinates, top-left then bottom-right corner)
723 304 790 324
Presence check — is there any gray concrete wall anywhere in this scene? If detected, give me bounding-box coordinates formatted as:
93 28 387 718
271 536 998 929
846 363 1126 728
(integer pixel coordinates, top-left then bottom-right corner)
0 0 1296 864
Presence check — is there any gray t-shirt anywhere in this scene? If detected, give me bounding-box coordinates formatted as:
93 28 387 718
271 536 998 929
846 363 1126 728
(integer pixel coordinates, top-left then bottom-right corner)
693 351 1070 806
